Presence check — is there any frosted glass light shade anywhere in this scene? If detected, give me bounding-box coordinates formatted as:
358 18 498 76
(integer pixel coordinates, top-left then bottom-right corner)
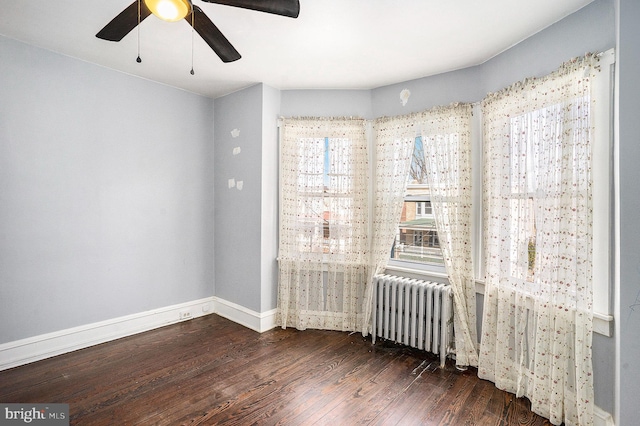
145 0 191 22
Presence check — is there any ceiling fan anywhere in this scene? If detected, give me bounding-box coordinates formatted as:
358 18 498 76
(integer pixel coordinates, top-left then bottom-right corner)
96 0 300 63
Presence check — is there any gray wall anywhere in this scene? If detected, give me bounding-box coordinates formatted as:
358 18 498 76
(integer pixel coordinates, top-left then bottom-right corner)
261 85 281 312
281 89 373 119
480 0 615 94
213 84 281 314
371 66 484 118
213 84 264 312
0 36 215 344
615 0 640 423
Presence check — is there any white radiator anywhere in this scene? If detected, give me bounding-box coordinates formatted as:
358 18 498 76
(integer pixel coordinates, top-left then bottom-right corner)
371 274 454 367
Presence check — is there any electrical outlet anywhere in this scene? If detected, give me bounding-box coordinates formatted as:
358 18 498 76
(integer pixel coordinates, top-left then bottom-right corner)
179 311 192 320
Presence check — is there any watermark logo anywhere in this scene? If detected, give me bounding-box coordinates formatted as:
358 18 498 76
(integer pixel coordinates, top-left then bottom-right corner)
0 404 68 426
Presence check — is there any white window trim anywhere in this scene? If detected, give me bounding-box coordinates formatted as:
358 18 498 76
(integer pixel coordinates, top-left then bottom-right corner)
591 48 615 332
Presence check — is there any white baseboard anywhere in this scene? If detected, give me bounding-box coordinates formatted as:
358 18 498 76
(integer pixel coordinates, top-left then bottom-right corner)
594 405 615 426
0 297 215 371
213 297 277 333
0 296 279 371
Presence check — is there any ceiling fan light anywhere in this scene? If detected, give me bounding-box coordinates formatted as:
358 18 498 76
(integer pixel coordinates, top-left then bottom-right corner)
145 0 191 22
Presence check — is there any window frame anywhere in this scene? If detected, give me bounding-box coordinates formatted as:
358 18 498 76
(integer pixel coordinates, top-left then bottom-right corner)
590 49 615 327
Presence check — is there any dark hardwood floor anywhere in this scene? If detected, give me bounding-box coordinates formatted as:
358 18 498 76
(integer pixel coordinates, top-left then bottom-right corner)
0 314 552 425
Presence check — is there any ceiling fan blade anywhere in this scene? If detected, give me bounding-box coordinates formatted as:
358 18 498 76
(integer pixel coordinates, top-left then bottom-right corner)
96 1 152 41
201 0 300 18
187 6 241 63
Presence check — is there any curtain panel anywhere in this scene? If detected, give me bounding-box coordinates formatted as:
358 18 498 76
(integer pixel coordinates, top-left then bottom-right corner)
360 116 415 335
419 103 478 368
277 117 369 331
479 54 600 426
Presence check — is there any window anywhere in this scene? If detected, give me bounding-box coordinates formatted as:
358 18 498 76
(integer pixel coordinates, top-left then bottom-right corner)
295 137 357 255
416 201 432 217
292 136 326 254
390 137 444 268
279 117 369 263
507 104 566 286
481 49 615 333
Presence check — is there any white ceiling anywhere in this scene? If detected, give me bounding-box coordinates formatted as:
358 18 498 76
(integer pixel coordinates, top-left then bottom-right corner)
0 0 593 99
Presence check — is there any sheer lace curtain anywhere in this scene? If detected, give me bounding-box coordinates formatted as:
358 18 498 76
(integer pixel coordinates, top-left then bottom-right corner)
361 116 415 334
277 117 369 331
419 104 478 368
479 54 599 426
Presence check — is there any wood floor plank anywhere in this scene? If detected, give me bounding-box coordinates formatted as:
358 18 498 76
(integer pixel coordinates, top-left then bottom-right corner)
0 314 554 425
272 345 399 425
203 332 372 425
309 352 426 425
77 328 331 425
168 330 349 425
368 359 449 425
278 341 424 424
450 379 498 426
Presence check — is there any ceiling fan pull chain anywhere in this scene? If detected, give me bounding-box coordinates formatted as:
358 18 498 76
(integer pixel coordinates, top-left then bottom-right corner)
190 9 195 75
136 0 142 63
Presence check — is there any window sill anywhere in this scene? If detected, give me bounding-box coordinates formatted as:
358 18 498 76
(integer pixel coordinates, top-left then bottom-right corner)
592 312 614 337
383 263 449 282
